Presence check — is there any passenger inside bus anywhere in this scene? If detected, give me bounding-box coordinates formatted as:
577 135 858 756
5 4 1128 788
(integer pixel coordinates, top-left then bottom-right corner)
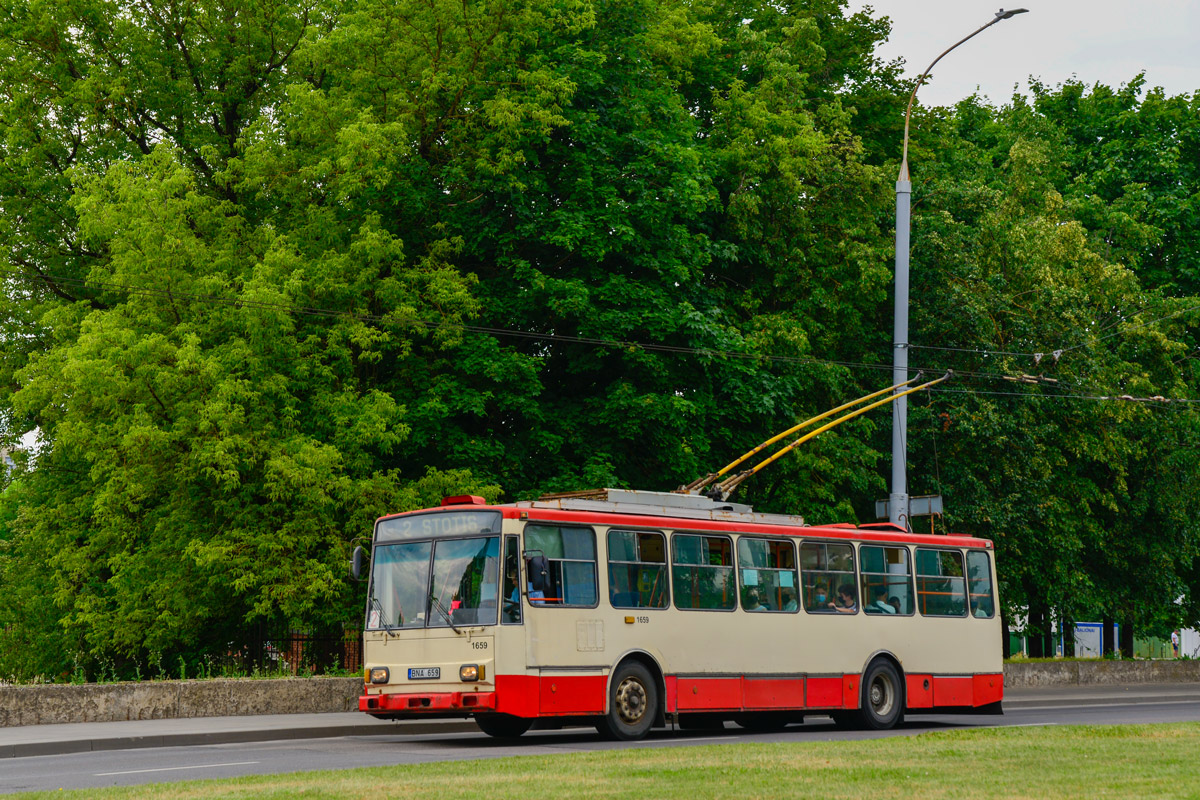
831 584 857 613
866 585 896 614
808 581 831 612
781 589 798 612
743 587 768 611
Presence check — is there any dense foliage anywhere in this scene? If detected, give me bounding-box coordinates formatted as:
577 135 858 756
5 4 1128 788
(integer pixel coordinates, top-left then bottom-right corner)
0 0 1196 678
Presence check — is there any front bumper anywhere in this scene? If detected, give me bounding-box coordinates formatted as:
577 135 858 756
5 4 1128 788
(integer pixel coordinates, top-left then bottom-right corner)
359 690 497 714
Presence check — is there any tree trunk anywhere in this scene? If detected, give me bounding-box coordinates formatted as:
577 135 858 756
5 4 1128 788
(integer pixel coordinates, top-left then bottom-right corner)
1001 611 1012 659
1027 605 1046 658
1102 614 1115 657
1041 624 1056 658
1120 617 1134 659
1061 618 1075 658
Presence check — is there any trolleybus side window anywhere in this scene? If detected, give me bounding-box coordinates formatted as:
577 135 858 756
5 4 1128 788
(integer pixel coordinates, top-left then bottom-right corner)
967 550 995 618
859 545 913 615
502 535 522 623
800 542 856 613
523 525 598 607
737 537 798 612
915 548 967 617
671 534 736 611
608 530 669 609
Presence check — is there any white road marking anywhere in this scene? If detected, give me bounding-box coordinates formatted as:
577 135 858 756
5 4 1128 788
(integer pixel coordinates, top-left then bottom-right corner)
95 760 260 776
1014 700 1200 711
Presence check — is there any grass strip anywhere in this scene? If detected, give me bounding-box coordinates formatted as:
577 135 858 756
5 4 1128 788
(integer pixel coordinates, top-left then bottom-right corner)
13 723 1200 800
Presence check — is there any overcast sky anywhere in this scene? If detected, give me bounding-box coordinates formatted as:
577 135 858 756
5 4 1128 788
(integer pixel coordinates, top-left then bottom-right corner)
849 0 1200 108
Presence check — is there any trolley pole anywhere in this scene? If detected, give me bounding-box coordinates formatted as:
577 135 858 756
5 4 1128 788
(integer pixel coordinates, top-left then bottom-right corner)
889 7 1028 529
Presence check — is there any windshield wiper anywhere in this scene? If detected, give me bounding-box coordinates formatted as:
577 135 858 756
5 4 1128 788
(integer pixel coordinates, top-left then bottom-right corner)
429 594 463 634
370 596 399 637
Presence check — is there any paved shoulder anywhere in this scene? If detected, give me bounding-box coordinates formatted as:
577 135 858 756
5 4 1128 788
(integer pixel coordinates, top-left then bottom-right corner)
1004 682 1200 709
0 713 476 759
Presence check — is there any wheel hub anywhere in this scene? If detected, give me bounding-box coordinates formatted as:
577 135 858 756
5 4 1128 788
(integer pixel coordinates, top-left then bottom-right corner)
615 678 647 723
870 674 895 716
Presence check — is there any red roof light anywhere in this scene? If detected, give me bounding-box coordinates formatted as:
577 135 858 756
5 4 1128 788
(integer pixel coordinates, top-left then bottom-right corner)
441 495 486 507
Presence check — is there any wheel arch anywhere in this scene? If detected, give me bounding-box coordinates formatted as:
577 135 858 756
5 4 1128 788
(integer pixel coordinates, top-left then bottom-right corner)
607 649 667 727
860 649 905 678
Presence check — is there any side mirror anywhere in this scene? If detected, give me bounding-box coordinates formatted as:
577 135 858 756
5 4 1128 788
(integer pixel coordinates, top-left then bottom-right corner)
349 546 367 582
523 551 548 593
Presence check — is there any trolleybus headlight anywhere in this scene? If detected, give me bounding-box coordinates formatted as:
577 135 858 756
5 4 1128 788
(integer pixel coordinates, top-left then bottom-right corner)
459 664 484 682
369 667 390 684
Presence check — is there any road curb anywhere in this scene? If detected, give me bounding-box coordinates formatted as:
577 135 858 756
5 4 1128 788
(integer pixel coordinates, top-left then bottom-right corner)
0 720 480 759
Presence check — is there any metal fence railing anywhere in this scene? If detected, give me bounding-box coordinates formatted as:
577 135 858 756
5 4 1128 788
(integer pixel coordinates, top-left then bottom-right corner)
235 627 362 675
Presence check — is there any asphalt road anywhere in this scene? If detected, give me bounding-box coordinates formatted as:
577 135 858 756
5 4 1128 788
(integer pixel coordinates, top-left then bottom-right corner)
4 684 1200 795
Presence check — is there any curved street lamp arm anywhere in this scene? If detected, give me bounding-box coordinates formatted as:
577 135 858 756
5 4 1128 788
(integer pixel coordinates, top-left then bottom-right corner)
899 8 1028 181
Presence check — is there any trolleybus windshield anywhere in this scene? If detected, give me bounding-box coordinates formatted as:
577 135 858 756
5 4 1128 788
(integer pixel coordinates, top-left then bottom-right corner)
367 535 501 630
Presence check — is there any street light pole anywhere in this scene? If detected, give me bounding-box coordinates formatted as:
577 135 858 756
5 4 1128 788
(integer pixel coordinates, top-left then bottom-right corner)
890 8 1028 529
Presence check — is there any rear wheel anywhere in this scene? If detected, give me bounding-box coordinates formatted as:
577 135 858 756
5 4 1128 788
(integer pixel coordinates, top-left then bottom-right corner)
475 713 533 739
856 659 903 730
596 661 658 741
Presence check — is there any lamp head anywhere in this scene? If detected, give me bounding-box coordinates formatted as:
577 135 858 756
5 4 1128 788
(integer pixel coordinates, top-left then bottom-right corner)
995 8 1029 20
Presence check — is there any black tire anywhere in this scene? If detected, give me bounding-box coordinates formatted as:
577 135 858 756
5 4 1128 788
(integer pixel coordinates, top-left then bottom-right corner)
856 659 904 730
475 713 533 739
596 661 659 741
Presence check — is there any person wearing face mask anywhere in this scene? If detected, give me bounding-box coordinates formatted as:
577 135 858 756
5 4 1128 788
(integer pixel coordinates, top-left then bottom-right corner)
829 584 857 614
809 581 831 611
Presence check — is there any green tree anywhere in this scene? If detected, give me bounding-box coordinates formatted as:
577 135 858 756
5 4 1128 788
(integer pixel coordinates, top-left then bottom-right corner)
894 84 1200 646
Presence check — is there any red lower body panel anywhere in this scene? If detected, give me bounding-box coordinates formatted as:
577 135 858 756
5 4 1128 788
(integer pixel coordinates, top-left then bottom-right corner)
539 675 607 715
905 673 1004 709
805 677 843 707
675 677 744 711
361 670 1005 719
743 677 807 710
972 673 1004 705
906 674 934 708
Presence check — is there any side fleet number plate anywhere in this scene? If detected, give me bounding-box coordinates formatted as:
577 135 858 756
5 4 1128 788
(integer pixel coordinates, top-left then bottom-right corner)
408 667 441 680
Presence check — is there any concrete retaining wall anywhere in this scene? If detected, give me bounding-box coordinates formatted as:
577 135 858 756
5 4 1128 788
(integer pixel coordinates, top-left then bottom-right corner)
3 661 1200 727
1003 659 1200 687
0 677 361 727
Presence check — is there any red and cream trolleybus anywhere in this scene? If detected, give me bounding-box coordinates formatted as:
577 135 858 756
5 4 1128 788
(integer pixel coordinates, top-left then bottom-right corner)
353 488 1003 740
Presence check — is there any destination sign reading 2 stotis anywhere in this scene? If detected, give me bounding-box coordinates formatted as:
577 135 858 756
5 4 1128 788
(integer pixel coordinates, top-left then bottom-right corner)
375 511 502 542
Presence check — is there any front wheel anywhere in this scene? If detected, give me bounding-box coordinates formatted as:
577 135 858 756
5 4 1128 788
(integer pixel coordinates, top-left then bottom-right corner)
475 713 533 739
596 661 658 741
856 659 903 730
